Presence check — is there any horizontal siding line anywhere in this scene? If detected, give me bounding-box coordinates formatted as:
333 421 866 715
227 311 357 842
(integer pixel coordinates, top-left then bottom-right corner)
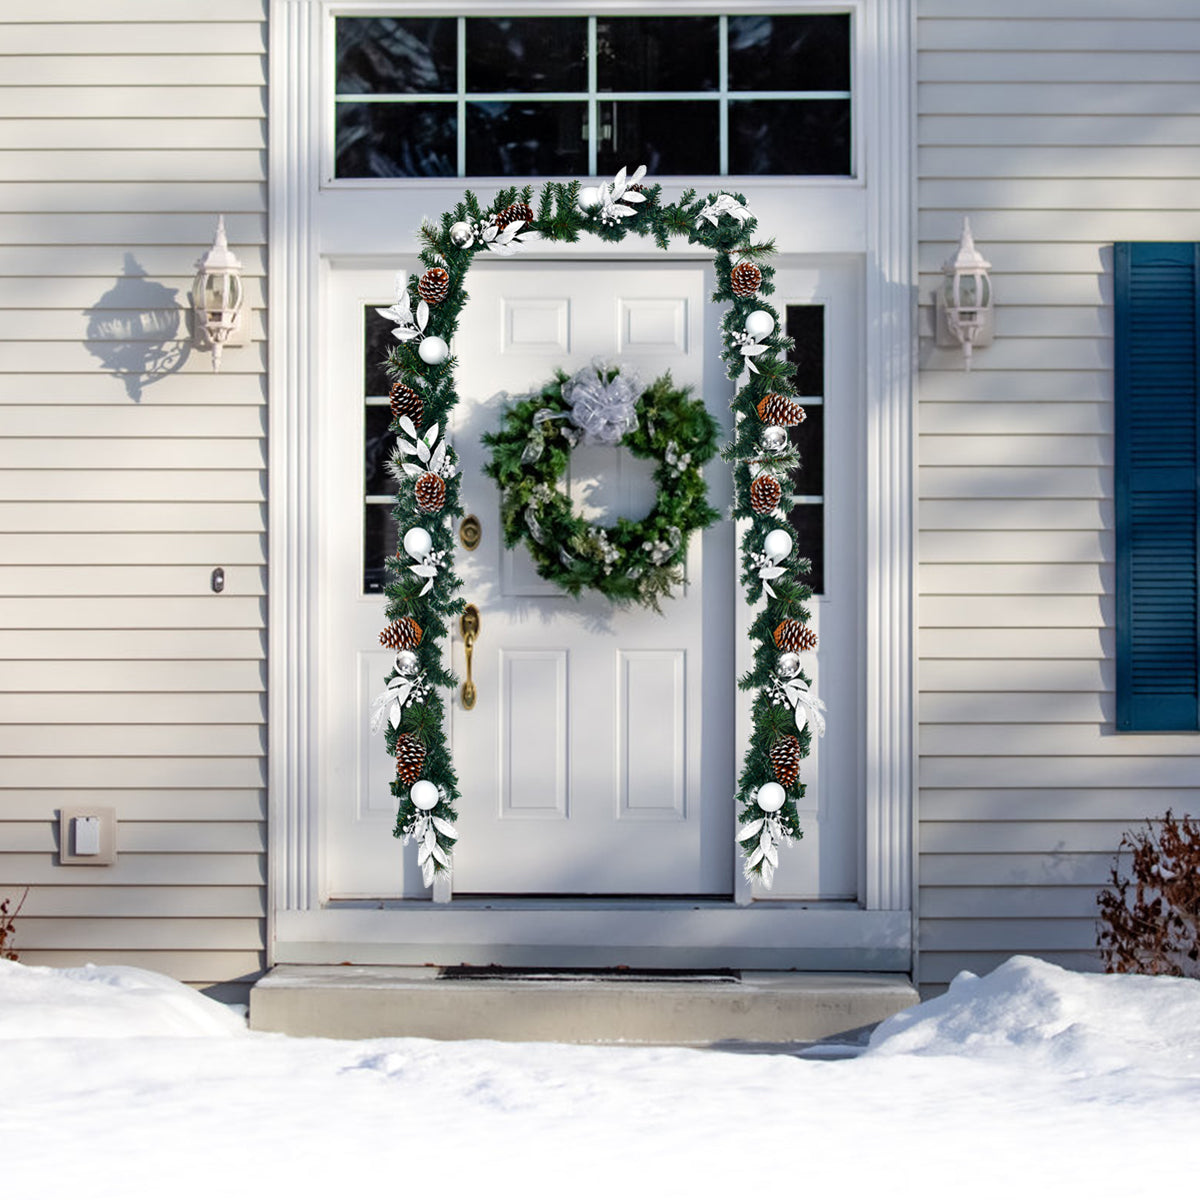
918 624 1104 630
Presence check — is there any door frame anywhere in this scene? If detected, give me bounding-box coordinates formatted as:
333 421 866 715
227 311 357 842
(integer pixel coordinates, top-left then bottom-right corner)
268 0 915 970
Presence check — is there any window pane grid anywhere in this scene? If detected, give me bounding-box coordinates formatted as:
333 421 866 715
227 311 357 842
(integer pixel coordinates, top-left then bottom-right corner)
718 15 729 176
455 16 467 171
587 17 599 176
334 13 851 179
335 91 849 104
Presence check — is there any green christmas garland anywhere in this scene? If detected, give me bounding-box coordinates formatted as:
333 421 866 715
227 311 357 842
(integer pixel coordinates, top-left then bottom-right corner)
481 364 721 612
374 166 824 889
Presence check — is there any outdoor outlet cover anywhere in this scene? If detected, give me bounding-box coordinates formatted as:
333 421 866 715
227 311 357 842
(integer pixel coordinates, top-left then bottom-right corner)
59 806 117 866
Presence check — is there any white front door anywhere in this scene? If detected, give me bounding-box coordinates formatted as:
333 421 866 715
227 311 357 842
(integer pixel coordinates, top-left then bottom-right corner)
323 261 735 898
450 262 732 894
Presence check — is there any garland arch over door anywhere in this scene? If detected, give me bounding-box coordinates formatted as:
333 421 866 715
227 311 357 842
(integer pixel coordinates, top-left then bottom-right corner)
370 172 821 888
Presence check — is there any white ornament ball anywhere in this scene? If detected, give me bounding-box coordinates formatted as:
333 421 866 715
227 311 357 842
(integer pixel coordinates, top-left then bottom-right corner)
419 335 450 365
777 652 801 679
403 527 433 560
410 780 439 811
394 649 420 676
762 425 788 453
578 186 602 211
745 310 775 340
449 221 474 248
763 528 793 562
756 782 787 813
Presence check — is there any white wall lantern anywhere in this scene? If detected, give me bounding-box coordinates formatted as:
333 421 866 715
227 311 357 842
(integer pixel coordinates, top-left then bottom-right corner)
936 217 994 370
191 216 244 372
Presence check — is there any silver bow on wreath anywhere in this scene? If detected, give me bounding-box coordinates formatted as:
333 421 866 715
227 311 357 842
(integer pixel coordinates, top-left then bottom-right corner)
563 360 643 445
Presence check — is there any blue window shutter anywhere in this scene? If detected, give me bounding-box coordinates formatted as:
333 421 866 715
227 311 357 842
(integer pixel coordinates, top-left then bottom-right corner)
1114 242 1200 731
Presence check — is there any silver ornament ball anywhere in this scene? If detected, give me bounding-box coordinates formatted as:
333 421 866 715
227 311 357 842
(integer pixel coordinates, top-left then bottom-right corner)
449 221 474 248
419 335 450 365
762 425 788 453
578 186 602 211
756 782 787 813
410 779 439 811
403 527 433 560
394 649 420 676
763 528 793 562
745 310 775 340
777 652 801 679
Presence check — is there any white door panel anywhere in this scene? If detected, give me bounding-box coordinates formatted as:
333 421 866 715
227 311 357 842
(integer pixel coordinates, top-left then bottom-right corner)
451 262 721 895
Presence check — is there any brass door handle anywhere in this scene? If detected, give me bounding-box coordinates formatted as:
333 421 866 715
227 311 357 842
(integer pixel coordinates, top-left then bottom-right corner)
460 604 480 710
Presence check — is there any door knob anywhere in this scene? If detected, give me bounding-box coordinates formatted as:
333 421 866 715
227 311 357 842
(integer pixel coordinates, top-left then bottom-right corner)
460 604 480 710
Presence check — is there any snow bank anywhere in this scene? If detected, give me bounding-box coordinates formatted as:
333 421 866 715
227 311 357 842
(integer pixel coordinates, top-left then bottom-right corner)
2 955 1199 1200
0 960 245 1038
868 954 1200 1074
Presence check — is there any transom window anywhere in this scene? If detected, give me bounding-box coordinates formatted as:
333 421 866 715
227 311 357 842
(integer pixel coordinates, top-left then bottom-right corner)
334 13 852 179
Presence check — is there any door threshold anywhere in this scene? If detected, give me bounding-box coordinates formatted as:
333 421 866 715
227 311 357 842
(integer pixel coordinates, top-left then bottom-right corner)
326 896 861 911
439 965 742 982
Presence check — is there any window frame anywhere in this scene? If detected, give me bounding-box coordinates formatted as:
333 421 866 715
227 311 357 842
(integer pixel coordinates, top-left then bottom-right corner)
321 1 861 188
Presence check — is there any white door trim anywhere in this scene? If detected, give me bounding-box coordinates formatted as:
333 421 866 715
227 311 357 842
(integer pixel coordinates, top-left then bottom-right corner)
269 0 914 964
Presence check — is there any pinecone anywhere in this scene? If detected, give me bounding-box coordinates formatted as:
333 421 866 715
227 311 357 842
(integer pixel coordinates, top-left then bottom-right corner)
414 472 447 513
395 733 427 785
750 473 782 514
773 619 818 654
756 394 807 428
731 261 763 298
495 202 534 230
380 617 423 651
389 382 423 426
770 735 801 788
417 267 450 306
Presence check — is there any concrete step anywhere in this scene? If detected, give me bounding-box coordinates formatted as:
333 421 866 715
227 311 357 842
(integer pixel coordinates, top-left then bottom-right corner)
249 965 919 1046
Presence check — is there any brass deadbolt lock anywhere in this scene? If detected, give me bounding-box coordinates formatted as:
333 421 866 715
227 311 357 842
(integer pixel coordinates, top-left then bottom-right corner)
459 515 482 552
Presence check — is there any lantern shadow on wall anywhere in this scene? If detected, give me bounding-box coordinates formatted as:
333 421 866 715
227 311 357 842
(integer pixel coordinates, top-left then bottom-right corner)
84 252 190 402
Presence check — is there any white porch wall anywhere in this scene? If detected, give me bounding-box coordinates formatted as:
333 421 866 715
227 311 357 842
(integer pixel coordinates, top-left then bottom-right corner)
0 0 268 997
916 0 1200 991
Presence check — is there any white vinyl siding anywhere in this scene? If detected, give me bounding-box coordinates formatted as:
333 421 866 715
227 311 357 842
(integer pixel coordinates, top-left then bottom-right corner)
0 1 267 998
916 0 1200 992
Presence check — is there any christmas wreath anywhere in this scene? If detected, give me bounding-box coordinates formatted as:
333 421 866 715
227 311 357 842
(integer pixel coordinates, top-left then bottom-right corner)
481 362 721 612
373 166 825 890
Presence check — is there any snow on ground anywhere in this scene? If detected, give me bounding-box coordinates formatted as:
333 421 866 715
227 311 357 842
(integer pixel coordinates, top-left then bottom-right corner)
2 956 1197 1200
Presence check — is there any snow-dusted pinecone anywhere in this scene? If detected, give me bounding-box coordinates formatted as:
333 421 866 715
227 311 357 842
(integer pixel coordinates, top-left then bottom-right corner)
389 382 423 426
750 473 782 514
757 394 807 428
380 617 423 651
495 202 534 231
414 472 447 513
730 262 763 298
395 733 427 785
770 735 801 788
773 619 817 654
417 267 450 306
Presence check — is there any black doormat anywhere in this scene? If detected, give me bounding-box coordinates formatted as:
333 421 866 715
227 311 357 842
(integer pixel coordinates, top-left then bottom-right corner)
438 966 741 983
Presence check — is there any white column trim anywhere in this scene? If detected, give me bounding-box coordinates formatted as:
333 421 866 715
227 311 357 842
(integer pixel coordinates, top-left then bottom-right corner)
269 0 323 916
860 0 915 911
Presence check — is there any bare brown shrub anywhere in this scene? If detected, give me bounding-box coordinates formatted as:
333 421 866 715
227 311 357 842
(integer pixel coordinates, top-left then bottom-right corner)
1 887 29 962
1097 810 1200 977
